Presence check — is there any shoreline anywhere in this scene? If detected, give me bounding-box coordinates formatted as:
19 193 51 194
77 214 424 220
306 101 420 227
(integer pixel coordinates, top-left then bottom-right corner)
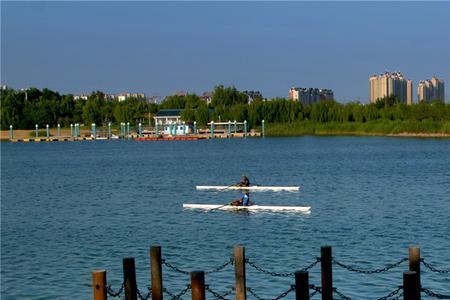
2 129 450 141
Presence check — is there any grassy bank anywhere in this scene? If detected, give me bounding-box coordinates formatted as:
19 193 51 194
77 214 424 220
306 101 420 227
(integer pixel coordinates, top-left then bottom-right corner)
266 120 450 137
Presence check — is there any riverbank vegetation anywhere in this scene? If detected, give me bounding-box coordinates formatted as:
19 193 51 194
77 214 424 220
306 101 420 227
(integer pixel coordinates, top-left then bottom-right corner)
1 86 449 135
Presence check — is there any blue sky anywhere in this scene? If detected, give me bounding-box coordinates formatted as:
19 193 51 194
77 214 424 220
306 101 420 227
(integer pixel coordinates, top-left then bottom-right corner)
2 1 449 102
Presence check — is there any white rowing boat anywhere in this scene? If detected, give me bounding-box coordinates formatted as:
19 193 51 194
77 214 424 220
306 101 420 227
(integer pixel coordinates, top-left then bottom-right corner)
196 185 300 192
183 204 311 213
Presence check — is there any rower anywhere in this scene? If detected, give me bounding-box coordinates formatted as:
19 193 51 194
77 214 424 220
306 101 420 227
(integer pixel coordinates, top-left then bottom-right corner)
238 175 250 187
231 192 252 206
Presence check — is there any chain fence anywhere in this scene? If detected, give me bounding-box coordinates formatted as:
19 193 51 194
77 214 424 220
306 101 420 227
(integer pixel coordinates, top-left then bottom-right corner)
421 259 450 274
422 288 450 299
163 284 191 300
162 259 190 275
332 286 404 300
137 286 152 300
205 258 234 274
246 286 295 300
205 285 235 300
106 283 124 298
246 257 321 277
309 284 322 298
375 286 403 300
332 257 408 274
99 255 450 300
162 258 234 275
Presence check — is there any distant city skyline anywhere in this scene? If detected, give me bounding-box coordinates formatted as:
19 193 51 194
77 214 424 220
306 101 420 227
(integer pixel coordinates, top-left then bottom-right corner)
2 2 450 102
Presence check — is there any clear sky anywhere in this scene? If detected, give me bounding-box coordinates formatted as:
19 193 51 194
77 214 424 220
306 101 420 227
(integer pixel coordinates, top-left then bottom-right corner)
2 1 450 102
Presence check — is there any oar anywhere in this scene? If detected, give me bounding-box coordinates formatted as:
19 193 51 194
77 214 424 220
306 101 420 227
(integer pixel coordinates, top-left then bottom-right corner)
218 183 240 191
206 202 232 213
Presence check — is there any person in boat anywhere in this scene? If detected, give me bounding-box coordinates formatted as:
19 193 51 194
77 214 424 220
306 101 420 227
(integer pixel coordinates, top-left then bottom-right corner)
238 175 250 187
231 192 253 206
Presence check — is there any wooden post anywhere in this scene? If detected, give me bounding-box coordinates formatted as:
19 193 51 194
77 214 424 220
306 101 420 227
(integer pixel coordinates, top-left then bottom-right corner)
123 257 137 300
409 246 421 297
191 271 205 300
234 245 247 300
403 271 420 300
92 270 107 300
150 246 163 300
321 246 332 300
295 271 309 300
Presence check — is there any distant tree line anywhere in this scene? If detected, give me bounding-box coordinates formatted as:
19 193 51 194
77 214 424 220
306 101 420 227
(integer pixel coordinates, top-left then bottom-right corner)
1 86 449 130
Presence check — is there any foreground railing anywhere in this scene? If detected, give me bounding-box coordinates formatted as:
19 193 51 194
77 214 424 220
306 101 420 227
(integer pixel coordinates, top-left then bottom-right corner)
91 245 450 300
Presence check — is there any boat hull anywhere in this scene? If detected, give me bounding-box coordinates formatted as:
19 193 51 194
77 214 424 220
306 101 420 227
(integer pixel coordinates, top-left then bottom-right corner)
183 204 310 212
195 185 300 192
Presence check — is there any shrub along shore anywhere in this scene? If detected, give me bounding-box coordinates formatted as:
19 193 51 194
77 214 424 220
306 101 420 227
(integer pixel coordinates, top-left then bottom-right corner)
266 120 450 137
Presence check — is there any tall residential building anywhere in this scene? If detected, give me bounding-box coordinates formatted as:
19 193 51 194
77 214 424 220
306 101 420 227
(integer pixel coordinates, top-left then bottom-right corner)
418 76 445 102
288 87 334 105
369 72 413 104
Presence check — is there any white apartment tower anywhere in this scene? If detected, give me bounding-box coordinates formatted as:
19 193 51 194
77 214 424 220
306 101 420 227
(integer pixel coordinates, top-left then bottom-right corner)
369 72 413 104
418 76 445 102
288 87 334 105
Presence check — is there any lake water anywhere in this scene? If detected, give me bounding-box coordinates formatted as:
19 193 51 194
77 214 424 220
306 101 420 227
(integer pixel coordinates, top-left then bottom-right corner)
1 137 450 299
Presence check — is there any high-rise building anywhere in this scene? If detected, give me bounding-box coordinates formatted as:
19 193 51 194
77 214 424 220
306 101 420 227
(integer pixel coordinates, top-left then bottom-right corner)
418 76 445 102
288 87 334 105
369 72 413 104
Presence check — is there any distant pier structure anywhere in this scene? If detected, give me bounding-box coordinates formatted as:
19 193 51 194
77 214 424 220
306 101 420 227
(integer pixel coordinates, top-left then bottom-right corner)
6 117 264 143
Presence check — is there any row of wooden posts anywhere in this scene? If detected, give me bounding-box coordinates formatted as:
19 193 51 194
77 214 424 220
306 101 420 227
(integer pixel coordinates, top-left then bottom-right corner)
92 245 424 300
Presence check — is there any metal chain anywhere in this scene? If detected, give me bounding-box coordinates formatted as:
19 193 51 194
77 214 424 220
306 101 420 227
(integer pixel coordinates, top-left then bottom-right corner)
246 286 295 300
303 257 322 271
246 257 320 277
205 285 234 300
205 258 234 274
106 283 124 297
422 288 450 299
421 259 450 273
137 286 152 300
163 258 234 275
376 287 404 300
273 285 295 300
309 284 322 298
162 259 190 275
163 285 191 300
309 290 318 298
246 287 265 300
332 257 408 274
333 288 353 300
